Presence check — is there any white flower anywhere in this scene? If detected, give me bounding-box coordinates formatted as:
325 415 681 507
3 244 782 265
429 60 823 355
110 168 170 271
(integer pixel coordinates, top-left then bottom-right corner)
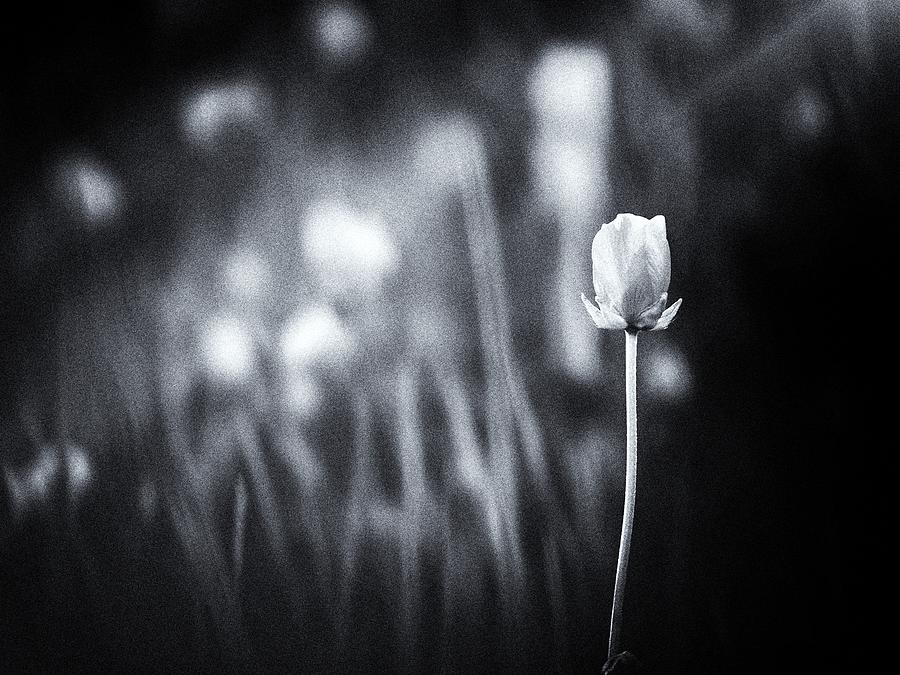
581 213 682 331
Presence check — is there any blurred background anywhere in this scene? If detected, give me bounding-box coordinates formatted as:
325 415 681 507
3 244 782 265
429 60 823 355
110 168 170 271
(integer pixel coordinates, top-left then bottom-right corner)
1 0 895 672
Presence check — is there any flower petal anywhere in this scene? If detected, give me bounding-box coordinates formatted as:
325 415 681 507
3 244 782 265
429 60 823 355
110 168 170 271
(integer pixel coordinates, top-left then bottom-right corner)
644 215 671 299
621 215 671 322
591 222 626 309
650 298 682 331
581 293 628 330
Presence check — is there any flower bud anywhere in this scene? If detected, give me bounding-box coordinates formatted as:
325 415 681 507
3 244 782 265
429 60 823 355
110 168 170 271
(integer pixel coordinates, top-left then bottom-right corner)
581 213 682 332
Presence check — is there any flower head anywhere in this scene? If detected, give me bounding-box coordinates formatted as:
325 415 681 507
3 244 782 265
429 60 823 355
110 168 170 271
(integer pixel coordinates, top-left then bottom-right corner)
581 213 682 332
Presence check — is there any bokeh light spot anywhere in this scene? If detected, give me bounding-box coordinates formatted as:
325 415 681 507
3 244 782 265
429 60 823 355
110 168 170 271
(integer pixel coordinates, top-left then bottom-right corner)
183 81 267 146
785 86 832 144
645 341 693 402
303 199 398 297
312 1 373 66
280 303 355 370
55 155 123 226
65 444 93 502
200 316 256 383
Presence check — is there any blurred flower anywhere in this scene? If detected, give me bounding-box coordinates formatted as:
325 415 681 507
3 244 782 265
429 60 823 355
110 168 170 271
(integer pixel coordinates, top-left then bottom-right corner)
581 213 682 332
54 154 123 226
302 199 397 299
1 444 93 521
183 80 267 147
64 444 93 503
280 302 355 370
645 340 693 401
3 446 61 521
200 316 256 383
312 1 372 67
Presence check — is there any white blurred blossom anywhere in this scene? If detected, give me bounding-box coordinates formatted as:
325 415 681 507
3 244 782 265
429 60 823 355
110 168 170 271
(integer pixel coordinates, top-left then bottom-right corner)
55 155 123 226
183 81 267 146
65 444 93 502
200 316 256 383
312 1 372 66
280 302 355 370
302 199 398 298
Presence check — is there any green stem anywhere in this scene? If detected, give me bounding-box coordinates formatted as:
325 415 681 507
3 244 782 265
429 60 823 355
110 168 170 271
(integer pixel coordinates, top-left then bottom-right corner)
609 329 638 658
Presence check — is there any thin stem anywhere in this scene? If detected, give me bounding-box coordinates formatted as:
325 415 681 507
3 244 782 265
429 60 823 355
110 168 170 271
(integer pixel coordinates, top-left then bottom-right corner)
609 329 638 658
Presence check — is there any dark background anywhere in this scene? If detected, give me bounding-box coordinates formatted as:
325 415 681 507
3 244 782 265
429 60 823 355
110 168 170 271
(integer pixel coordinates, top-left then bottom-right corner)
1 1 895 672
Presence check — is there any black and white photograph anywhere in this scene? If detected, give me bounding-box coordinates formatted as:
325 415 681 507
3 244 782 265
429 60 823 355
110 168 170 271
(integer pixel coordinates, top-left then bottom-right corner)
1 1 894 672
